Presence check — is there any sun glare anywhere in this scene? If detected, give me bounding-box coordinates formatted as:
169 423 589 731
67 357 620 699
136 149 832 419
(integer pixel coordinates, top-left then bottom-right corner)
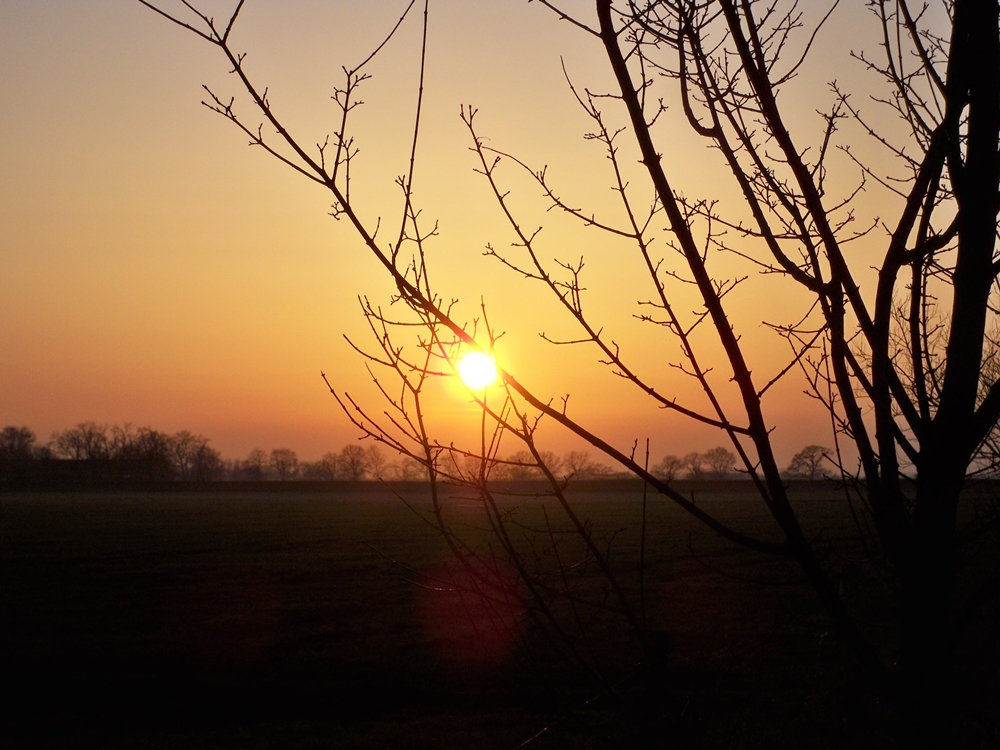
457 351 499 390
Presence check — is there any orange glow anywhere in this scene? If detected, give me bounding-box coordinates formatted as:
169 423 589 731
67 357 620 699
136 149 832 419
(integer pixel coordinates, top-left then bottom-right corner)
0 2 863 462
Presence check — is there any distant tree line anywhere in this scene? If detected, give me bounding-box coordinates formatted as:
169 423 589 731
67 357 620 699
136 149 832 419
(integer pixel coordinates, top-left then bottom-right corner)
0 423 223 482
0 423 433 483
1 423 831 484
651 445 834 481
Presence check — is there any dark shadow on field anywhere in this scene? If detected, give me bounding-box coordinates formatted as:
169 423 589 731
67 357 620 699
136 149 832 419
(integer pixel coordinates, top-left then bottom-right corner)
2 482 994 748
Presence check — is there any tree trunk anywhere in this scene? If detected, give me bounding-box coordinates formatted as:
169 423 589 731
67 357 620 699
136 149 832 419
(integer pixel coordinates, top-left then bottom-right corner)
901 459 963 742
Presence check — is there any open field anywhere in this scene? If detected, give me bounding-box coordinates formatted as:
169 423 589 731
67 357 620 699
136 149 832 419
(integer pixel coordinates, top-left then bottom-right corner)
1 482 995 748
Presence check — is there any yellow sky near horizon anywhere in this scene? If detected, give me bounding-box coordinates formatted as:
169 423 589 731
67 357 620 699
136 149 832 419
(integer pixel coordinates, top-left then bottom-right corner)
1 0 913 465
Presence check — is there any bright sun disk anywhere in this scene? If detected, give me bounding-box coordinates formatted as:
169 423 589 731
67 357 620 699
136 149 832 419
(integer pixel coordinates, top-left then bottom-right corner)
457 351 499 390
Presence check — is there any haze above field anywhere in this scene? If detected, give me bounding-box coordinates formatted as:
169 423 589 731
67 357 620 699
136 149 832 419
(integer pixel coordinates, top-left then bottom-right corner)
0 1 920 462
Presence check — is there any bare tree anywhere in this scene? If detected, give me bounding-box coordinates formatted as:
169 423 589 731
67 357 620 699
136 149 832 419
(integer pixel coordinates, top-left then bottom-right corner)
191 441 224 480
319 451 340 480
366 444 388 479
563 449 610 480
681 451 704 479
0 426 37 481
562 450 588 477
51 422 109 461
132 427 175 480
108 424 136 461
338 444 369 481
169 430 200 479
500 450 542 481
786 445 831 480
0 426 36 461
270 447 299 480
392 453 425 480
299 460 322 480
141 0 1000 740
651 454 682 482
301 452 339 480
702 446 736 478
243 447 269 480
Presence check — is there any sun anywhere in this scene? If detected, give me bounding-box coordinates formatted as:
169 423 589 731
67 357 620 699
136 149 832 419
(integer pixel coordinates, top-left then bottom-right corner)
457 350 499 390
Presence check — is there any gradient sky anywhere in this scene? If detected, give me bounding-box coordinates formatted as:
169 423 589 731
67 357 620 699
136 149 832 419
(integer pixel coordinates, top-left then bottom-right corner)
1 1 906 464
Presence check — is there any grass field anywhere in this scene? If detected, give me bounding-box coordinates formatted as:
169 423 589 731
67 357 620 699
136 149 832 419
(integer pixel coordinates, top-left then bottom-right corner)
1 482 993 748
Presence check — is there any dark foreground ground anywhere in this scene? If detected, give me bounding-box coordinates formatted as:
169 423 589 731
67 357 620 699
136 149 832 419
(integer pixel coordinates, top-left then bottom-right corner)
2 482 997 749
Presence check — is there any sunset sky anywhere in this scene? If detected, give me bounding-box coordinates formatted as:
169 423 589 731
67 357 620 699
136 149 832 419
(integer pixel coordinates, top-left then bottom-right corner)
1 1 906 464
